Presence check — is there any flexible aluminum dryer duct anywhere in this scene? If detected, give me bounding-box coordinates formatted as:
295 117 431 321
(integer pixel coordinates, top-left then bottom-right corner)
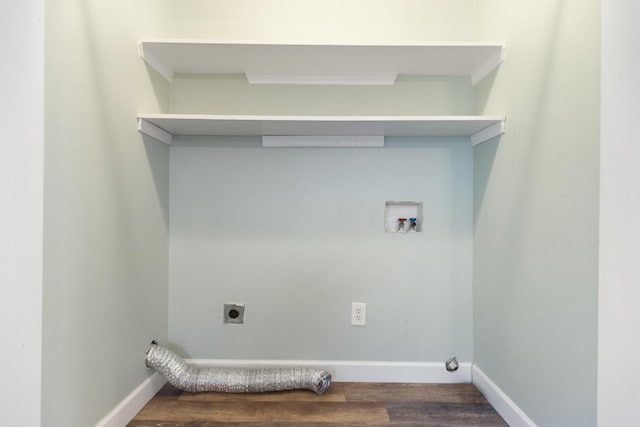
145 341 331 395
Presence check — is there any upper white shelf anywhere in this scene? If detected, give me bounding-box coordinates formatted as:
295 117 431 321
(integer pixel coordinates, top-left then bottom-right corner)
138 40 505 85
137 114 505 146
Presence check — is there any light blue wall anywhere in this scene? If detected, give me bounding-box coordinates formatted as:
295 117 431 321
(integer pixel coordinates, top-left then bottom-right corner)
169 138 473 361
473 1 600 426
42 1 171 425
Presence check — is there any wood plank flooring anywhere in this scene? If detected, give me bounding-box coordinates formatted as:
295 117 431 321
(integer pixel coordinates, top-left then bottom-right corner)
128 382 508 426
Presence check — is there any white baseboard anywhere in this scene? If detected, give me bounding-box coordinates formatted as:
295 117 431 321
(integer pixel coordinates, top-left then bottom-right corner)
187 359 472 383
472 365 538 427
95 371 167 427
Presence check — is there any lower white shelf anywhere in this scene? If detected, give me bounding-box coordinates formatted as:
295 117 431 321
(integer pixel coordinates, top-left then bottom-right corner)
137 114 505 146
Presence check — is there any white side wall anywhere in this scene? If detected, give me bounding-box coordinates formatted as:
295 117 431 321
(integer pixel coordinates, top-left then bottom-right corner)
598 1 640 425
473 1 600 426
0 1 44 426
42 1 171 425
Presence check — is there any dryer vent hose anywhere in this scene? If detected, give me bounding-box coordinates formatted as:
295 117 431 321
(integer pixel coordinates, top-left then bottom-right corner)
145 341 331 395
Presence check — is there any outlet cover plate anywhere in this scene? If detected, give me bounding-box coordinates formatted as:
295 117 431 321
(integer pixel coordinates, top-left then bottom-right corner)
351 302 366 326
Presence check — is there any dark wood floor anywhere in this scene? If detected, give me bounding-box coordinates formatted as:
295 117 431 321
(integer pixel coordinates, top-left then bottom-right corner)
128 382 508 426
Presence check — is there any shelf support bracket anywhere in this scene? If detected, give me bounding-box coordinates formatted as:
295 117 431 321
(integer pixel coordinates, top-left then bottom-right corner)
138 42 174 81
471 44 506 85
246 72 398 86
262 135 384 147
137 118 173 145
470 120 505 146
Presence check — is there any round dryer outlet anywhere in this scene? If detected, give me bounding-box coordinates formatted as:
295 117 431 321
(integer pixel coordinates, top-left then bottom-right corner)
223 303 245 324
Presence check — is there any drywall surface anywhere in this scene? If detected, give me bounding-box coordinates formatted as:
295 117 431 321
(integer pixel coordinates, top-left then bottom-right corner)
473 1 600 426
169 138 473 362
42 1 170 425
170 75 474 116
599 1 640 425
169 0 476 41
0 1 44 426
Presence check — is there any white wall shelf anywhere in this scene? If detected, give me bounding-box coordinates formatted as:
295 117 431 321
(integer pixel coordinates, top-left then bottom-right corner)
137 114 505 146
138 40 505 85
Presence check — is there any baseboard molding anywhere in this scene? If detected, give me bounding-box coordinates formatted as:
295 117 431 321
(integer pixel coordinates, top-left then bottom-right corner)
95 371 167 427
472 365 538 427
187 359 472 383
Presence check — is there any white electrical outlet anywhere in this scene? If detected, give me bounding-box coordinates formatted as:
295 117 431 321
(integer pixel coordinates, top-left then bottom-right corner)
351 302 366 326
